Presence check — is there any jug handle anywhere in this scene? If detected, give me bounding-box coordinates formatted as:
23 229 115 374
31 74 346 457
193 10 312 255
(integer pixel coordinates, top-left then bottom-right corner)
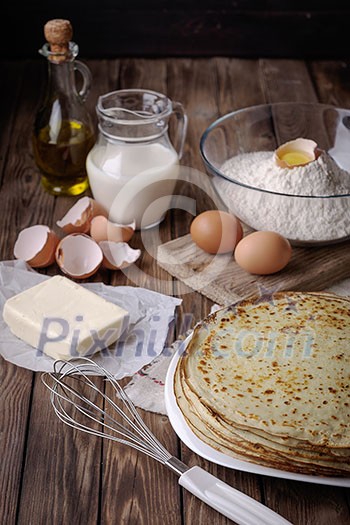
74 60 92 102
172 101 188 160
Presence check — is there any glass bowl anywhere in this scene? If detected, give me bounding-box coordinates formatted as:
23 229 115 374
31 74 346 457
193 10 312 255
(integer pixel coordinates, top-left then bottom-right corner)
199 102 350 246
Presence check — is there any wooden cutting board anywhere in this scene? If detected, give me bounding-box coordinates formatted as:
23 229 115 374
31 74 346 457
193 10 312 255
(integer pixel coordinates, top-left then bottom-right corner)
157 232 350 306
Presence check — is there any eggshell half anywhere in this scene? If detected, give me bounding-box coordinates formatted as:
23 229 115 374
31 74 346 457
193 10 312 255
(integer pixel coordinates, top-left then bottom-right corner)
99 241 141 270
55 233 103 279
14 225 59 268
274 138 322 169
56 197 107 234
90 216 135 243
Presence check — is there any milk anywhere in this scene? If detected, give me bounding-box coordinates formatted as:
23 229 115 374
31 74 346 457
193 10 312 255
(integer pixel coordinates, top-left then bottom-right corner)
86 142 179 229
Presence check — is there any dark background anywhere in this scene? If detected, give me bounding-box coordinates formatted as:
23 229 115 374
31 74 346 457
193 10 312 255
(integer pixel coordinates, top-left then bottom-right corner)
3 1 350 59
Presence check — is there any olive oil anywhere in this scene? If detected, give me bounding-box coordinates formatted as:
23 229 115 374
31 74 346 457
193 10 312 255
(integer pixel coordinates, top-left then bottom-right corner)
33 19 95 196
33 119 95 196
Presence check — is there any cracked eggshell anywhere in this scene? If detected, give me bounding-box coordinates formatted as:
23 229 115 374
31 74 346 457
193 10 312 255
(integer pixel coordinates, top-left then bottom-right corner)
274 138 322 169
99 241 141 270
55 233 103 279
14 225 59 268
56 197 107 234
90 216 135 243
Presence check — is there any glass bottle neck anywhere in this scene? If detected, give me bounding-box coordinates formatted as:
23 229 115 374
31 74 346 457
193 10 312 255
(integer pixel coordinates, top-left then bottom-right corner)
39 42 80 99
46 59 77 98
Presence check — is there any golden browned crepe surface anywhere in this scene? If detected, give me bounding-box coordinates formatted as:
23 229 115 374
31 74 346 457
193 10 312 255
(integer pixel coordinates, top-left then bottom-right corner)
174 292 350 476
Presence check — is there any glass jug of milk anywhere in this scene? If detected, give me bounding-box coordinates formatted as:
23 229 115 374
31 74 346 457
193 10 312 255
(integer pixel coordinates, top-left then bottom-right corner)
86 89 187 229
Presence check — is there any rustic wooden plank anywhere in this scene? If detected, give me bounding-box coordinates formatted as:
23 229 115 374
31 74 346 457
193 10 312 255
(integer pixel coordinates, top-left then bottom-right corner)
0 59 57 525
262 477 350 525
0 360 33 525
309 60 350 108
101 399 182 525
206 59 275 169
261 59 318 103
0 61 26 187
166 58 221 524
260 60 334 148
157 232 350 306
216 58 267 112
166 57 219 316
0 60 56 260
166 57 221 296
17 374 103 525
260 59 329 150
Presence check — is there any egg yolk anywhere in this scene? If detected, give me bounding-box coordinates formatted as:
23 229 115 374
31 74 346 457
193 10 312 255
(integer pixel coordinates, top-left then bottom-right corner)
280 151 312 167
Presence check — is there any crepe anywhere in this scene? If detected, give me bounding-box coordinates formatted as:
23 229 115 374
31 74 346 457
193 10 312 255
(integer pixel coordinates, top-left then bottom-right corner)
174 291 350 476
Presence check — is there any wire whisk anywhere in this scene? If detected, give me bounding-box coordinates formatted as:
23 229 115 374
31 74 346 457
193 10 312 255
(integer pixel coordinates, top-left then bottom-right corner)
41 357 292 525
42 358 173 465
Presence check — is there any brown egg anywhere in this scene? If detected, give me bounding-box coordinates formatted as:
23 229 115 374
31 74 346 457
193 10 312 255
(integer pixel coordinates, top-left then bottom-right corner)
13 225 59 268
56 197 107 234
90 216 135 244
190 210 243 254
234 231 292 275
55 233 103 279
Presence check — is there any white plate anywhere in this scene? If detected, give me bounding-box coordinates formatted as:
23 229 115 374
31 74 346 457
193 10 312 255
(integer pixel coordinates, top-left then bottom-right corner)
164 334 350 487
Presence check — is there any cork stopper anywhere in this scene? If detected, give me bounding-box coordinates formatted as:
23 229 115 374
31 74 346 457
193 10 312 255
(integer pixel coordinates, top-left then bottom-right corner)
44 19 73 61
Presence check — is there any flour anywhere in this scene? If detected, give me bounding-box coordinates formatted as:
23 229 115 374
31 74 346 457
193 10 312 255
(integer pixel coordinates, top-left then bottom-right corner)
214 151 350 243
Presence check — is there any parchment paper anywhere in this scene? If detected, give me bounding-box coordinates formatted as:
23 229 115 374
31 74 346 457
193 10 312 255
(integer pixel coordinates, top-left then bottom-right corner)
0 260 181 377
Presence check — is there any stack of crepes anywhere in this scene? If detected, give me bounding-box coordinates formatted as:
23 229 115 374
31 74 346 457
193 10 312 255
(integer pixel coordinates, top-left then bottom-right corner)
174 291 350 476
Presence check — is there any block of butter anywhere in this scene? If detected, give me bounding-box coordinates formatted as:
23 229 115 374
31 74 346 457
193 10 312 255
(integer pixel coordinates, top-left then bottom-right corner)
3 275 129 360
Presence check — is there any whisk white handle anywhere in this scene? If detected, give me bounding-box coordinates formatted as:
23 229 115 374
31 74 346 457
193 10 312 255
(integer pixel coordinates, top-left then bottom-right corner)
179 467 292 525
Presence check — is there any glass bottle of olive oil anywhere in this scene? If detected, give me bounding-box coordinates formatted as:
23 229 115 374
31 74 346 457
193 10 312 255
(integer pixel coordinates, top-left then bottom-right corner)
32 19 95 196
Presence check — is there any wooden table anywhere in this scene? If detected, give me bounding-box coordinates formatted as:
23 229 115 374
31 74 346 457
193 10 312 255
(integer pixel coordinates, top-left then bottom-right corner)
1 56 350 525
